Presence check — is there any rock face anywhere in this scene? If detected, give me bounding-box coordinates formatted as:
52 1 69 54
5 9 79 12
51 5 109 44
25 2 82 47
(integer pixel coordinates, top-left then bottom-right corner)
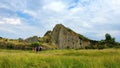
43 24 90 49
24 36 40 43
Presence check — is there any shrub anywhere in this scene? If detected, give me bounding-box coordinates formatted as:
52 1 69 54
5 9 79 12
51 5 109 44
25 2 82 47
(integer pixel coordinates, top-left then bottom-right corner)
6 43 13 49
31 42 41 47
97 45 106 49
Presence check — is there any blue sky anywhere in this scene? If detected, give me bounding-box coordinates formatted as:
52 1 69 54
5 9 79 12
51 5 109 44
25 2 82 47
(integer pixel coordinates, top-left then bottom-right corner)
0 0 120 42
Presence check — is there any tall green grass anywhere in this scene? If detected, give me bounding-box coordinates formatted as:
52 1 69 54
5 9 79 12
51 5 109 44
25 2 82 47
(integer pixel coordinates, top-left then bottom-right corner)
0 49 120 68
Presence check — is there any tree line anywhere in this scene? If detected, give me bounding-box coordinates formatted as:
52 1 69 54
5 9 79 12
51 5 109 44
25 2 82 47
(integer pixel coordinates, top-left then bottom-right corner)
85 33 120 49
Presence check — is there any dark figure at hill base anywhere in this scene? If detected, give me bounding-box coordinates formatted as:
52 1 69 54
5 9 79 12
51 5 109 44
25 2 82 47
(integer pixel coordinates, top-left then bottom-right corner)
36 47 39 52
39 47 42 51
33 46 42 52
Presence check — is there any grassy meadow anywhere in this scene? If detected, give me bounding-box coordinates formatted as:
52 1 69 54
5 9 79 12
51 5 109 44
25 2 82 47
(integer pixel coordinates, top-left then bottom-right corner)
0 49 120 68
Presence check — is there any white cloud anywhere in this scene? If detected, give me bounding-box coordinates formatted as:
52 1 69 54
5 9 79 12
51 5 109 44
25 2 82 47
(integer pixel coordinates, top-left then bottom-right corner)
69 7 84 15
0 18 22 25
0 21 4 24
0 26 15 33
43 1 67 12
23 10 37 18
4 18 21 25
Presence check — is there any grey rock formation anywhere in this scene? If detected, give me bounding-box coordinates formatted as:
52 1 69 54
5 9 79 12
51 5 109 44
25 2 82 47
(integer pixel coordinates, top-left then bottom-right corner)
43 24 90 49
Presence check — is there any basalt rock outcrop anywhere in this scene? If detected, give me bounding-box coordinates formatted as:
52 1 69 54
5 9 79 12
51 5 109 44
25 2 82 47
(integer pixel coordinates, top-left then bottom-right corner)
43 24 90 49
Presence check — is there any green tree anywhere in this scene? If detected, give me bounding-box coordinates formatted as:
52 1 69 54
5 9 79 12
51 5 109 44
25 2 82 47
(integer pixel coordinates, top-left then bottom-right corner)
31 42 41 47
105 33 112 41
105 33 116 48
18 38 23 42
105 33 115 43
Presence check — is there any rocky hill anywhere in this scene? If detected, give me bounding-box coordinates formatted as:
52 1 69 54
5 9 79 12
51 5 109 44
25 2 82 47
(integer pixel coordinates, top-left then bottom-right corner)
24 36 40 43
0 24 119 50
43 24 90 49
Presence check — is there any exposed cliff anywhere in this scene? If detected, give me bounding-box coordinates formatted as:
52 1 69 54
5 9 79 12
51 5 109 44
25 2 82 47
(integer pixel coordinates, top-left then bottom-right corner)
43 24 90 49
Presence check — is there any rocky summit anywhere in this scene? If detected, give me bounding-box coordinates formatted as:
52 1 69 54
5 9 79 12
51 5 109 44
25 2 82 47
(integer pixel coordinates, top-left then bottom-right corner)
43 24 90 49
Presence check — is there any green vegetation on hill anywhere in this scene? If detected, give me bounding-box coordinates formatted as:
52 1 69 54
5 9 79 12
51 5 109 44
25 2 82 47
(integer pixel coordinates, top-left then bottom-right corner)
0 36 57 50
0 36 44 50
86 33 120 49
0 49 120 68
67 27 89 41
78 34 90 41
0 38 31 50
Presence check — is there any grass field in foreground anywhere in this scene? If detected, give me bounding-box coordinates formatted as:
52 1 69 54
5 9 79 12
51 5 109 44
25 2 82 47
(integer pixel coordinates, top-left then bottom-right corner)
0 49 120 68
